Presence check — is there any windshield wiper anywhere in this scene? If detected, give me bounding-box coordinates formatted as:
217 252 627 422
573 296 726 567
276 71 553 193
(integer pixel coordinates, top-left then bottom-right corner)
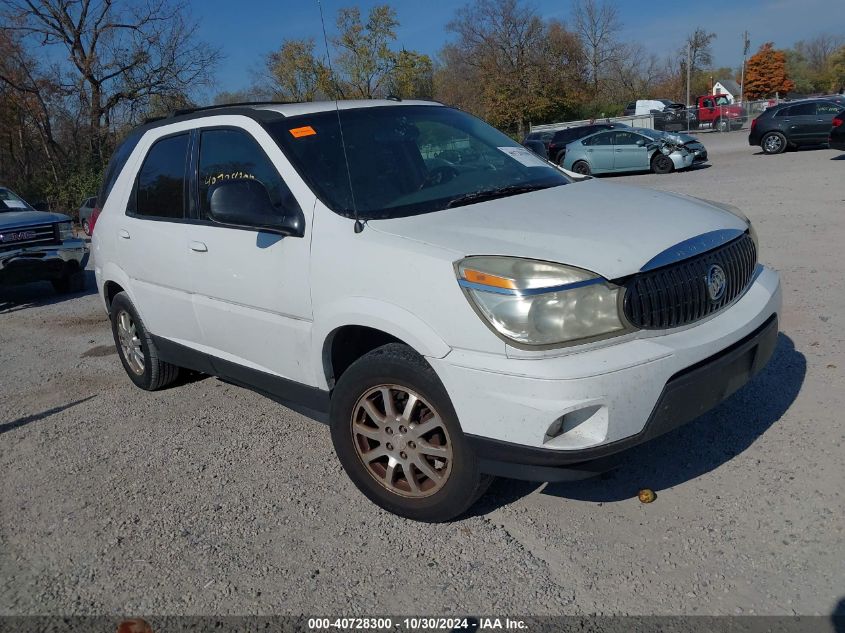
446 183 553 209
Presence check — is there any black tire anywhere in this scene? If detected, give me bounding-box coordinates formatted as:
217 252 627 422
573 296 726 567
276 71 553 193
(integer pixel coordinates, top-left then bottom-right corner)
110 292 180 391
329 343 492 522
761 131 787 155
82 219 91 236
571 160 591 176
555 151 566 166
651 153 674 174
51 269 86 294
715 118 729 133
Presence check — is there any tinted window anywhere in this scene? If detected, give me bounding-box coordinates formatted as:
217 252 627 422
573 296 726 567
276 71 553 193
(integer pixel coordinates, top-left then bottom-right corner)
198 129 297 221
584 132 613 146
135 134 188 219
99 131 143 208
788 103 817 116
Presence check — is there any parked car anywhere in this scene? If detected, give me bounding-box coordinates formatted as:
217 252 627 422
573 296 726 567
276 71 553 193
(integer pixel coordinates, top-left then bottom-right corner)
624 100 697 131
522 139 549 159
562 127 696 175
78 196 97 235
749 99 843 154
94 100 780 522
537 123 628 165
695 95 746 132
829 110 845 151
521 129 554 151
658 130 708 163
0 187 88 293
654 102 698 131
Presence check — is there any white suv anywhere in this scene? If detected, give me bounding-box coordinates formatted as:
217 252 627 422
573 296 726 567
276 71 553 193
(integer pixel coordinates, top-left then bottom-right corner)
93 100 781 522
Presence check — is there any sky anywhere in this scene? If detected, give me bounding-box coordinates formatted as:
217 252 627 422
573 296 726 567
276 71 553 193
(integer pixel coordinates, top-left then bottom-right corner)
190 0 844 97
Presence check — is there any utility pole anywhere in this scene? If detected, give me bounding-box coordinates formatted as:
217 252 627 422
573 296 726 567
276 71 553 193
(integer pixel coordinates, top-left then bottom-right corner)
739 31 750 105
686 43 691 107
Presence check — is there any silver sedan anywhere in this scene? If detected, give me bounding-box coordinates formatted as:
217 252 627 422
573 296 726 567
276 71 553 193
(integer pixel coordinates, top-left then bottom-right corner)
562 128 696 176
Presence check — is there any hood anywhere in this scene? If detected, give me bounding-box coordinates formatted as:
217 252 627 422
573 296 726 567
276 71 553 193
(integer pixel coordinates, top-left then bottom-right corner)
0 210 70 228
369 180 747 280
663 132 700 144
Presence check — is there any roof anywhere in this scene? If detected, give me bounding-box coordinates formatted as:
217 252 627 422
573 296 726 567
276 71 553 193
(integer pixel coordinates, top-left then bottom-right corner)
714 79 741 95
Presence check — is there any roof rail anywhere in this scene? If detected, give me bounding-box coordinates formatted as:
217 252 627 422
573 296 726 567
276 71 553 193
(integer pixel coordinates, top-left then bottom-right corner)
141 101 299 124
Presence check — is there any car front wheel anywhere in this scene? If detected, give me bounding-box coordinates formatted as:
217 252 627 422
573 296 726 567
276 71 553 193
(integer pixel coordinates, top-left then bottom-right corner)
651 153 674 174
761 132 787 154
330 343 492 522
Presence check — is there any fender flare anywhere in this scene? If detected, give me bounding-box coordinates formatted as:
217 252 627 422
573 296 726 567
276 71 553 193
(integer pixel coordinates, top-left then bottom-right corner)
312 297 452 389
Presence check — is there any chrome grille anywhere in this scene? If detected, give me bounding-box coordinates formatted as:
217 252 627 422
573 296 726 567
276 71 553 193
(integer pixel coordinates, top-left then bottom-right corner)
623 233 757 329
0 223 60 252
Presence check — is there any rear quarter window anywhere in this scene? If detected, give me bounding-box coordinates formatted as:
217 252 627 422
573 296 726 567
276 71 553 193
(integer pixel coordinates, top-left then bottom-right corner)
132 133 189 220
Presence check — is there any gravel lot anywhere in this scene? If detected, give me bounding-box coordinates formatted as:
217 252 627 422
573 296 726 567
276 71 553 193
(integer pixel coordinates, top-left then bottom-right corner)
1 133 843 620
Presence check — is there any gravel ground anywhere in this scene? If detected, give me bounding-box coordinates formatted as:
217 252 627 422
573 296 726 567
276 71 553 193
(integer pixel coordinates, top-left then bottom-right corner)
1 133 843 619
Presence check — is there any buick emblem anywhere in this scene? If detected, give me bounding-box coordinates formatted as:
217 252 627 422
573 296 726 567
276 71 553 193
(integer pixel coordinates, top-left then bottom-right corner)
706 264 727 302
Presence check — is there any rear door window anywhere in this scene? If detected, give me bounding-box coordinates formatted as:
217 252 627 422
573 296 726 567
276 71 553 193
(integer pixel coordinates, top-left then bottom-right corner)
134 133 189 219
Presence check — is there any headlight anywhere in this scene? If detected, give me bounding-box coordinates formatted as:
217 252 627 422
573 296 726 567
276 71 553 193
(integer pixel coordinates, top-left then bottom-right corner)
456 256 628 347
57 221 73 240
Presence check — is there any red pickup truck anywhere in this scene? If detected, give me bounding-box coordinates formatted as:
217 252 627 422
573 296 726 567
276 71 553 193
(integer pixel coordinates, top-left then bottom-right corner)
695 95 746 131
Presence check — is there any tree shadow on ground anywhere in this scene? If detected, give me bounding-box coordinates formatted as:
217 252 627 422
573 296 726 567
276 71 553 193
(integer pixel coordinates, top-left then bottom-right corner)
0 395 96 436
0 270 97 314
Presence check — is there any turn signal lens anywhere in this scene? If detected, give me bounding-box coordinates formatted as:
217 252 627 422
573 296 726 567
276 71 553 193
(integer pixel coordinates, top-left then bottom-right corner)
462 268 518 289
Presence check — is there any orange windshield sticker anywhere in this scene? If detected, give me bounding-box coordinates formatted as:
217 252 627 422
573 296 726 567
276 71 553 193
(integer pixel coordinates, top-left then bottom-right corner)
289 126 316 138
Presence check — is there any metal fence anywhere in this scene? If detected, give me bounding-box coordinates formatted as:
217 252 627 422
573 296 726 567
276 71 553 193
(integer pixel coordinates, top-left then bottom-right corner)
530 99 780 136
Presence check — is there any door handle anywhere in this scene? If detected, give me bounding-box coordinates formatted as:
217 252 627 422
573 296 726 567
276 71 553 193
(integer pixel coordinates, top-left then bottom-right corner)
615 149 623 152
119 229 130 239
190 241 208 253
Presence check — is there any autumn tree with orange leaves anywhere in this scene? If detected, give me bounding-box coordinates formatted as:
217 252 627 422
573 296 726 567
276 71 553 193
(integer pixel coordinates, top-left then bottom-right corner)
744 42 795 98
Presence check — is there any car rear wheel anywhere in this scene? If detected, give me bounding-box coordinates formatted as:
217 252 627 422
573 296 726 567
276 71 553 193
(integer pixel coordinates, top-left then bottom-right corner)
330 343 492 522
651 153 674 174
110 292 180 391
762 131 787 154
571 160 591 175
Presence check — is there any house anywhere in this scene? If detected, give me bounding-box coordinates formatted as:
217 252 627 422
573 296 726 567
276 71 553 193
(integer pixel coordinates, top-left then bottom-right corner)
713 79 741 102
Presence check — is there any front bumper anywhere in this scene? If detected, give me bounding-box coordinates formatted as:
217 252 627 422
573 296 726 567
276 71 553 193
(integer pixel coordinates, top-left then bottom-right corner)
430 266 781 481
0 241 88 285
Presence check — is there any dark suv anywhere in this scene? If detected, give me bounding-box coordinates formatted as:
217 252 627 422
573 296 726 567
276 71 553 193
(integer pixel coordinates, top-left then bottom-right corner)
525 123 627 165
749 99 843 154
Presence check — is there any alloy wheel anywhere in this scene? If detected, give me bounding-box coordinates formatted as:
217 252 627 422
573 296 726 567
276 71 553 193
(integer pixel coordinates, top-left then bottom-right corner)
351 385 453 498
116 309 145 375
764 134 783 153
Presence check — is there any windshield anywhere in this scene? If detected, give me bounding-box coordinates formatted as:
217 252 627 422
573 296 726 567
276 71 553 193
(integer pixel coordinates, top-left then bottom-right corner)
266 105 569 220
0 188 33 212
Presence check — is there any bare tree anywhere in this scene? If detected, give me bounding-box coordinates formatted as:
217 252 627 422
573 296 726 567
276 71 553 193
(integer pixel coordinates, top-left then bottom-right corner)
679 27 717 80
572 0 621 96
441 0 585 135
2 0 220 162
795 33 844 73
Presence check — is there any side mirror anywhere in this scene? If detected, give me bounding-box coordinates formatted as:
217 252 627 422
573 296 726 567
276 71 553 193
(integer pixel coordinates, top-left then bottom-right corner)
208 179 303 237
635 139 646 147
